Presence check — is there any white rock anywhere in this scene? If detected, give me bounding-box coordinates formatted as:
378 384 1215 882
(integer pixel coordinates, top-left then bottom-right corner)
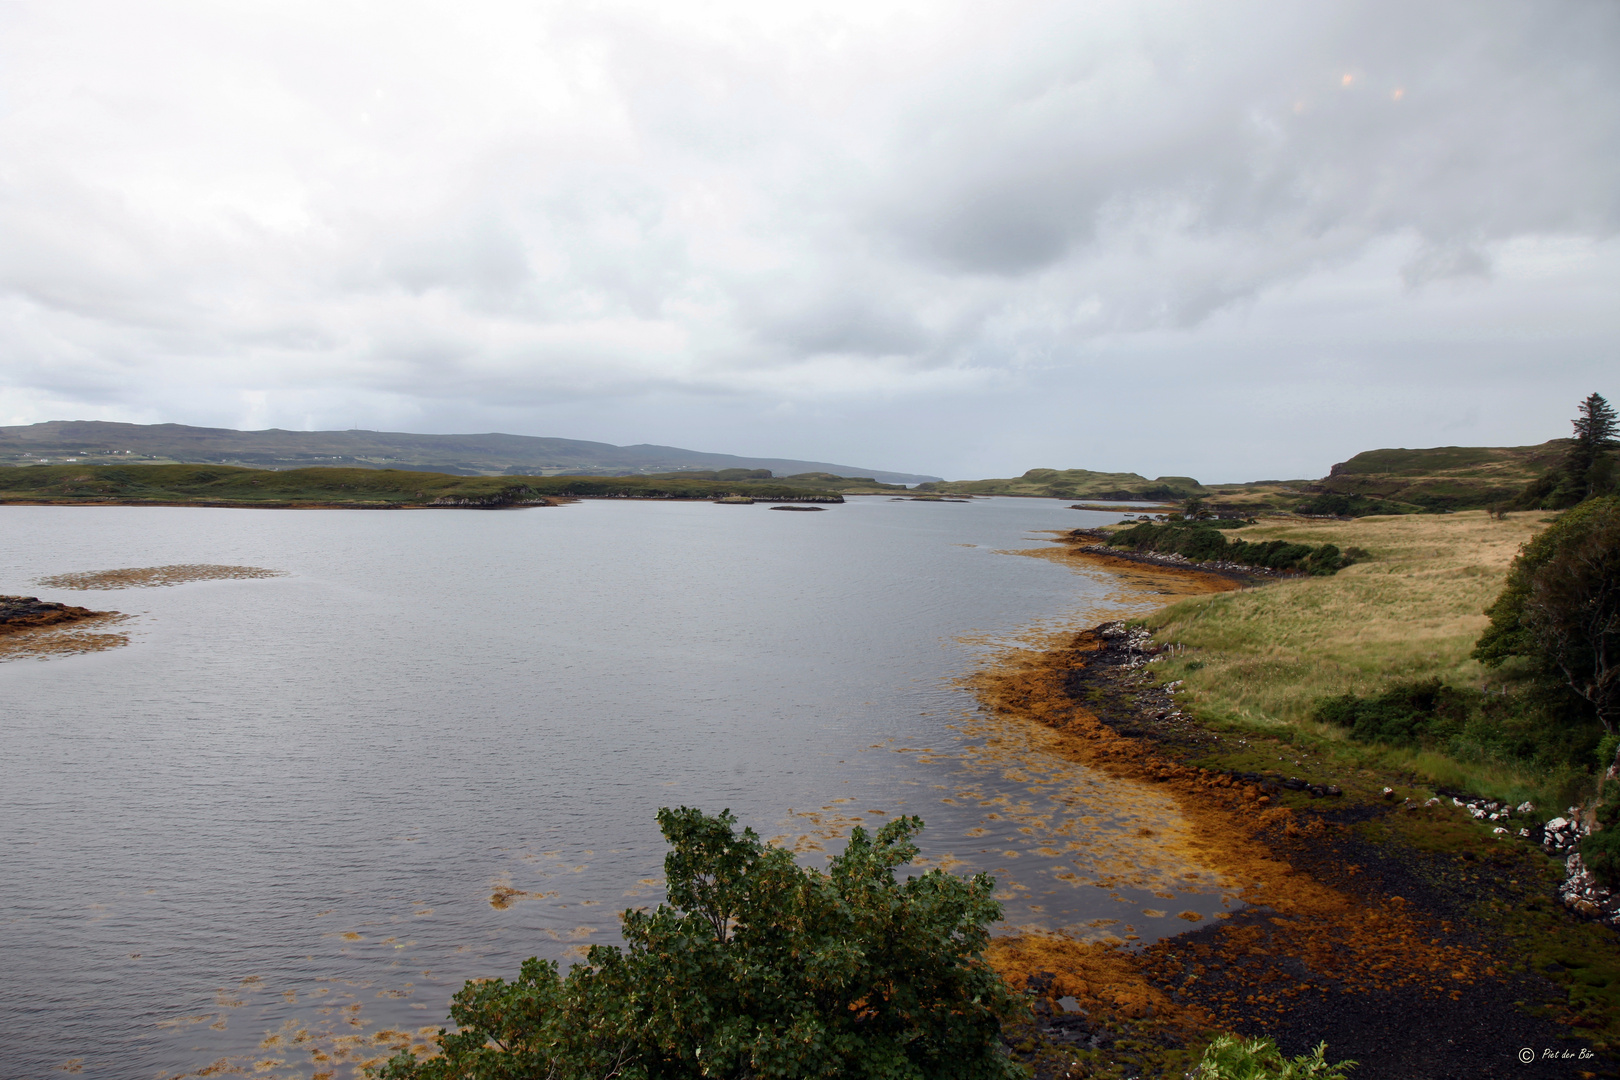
1518 802 1535 814
1547 817 1569 831
1493 827 1509 835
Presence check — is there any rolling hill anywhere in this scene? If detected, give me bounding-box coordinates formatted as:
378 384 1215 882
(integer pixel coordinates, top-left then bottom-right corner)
0 421 941 486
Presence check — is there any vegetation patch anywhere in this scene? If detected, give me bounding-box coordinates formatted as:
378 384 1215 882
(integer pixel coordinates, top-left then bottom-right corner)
0 463 863 508
1310 678 1601 779
380 808 1025 1080
1104 522 1355 575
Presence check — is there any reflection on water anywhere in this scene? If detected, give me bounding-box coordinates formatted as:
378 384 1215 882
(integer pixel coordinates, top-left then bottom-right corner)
0 498 1239 1078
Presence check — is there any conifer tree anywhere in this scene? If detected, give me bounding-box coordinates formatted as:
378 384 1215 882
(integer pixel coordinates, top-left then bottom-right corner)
1565 392 1618 501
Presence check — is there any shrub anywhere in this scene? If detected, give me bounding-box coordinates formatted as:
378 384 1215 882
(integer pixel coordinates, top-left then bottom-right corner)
1107 523 1354 575
375 809 1024 1080
1194 1034 1356 1079
1475 496 1620 772
1311 680 1602 772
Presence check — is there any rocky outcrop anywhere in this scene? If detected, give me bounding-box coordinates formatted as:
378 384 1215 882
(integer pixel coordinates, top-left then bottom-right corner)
0 595 107 634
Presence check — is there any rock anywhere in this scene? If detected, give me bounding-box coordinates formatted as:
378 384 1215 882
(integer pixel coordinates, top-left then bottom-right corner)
1558 855 1617 925
1518 801 1536 814
1282 777 1305 791
1326 785 1342 797
1382 787 1396 800
1493 827 1509 835
1542 816 1587 856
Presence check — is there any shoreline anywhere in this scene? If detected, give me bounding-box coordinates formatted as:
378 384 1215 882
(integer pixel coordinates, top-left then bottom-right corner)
979 564 1610 1078
0 494 852 510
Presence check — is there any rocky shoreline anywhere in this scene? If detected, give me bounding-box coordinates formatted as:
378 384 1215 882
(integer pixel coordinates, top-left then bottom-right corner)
983 617 1618 1079
0 594 110 634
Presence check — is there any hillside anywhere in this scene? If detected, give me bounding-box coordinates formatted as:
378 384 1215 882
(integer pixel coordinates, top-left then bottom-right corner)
915 468 1208 500
1297 440 1566 513
0 421 940 486
919 442 1569 516
0 464 893 508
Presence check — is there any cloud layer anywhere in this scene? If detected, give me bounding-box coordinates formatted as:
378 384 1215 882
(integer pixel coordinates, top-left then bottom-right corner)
1 0 1616 478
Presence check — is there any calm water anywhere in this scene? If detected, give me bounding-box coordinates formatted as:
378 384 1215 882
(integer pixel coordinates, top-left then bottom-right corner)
0 497 1236 1079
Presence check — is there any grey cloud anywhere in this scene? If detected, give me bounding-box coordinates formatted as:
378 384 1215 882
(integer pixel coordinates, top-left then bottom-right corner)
0 0 1615 478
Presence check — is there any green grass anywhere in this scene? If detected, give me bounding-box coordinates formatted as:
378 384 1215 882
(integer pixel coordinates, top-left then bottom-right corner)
1136 510 1598 807
0 463 861 507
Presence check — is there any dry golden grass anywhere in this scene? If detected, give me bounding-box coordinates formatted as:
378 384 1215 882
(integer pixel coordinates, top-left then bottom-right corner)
1139 510 1566 799
1146 511 1543 714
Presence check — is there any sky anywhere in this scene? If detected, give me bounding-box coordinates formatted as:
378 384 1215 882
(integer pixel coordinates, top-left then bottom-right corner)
0 0 1616 482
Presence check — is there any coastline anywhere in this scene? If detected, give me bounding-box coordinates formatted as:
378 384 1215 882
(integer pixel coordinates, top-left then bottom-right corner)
980 561 1609 1078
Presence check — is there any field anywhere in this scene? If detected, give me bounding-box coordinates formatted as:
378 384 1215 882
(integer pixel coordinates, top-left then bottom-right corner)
1130 509 1587 804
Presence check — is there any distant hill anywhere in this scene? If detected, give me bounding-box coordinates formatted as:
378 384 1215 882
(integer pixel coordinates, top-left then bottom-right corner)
0 421 941 486
0 463 887 508
916 468 1208 500
1294 441 1567 514
912 441 1571 516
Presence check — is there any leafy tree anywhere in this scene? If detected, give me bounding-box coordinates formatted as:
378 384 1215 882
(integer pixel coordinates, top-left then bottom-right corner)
376 809 1025 1080
1181 496 1214 521
1475 497 1620 769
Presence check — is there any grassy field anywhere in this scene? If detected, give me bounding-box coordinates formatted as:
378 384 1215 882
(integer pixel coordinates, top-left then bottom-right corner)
0 463 880 507
1131 510 1590 805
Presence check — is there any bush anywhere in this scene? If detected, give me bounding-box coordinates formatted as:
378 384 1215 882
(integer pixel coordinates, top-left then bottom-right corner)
375 809 1024 1080
1107 523 1355 575
1581 796 1620 889
1311 680 1602 772
1475 496 1620 772
1295 493 1411 517
1194 1034 1356 1079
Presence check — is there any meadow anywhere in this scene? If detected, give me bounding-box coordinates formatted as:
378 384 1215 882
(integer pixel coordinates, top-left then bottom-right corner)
1135 510 1596 806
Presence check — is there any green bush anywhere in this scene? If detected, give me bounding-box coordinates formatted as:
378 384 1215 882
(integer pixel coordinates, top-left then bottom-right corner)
1106 523 1354 575
1310 679 1602 773
1194 1034 1355 1079
375 809 1023 1080
1295 493 1412 517
1581 824 1620 890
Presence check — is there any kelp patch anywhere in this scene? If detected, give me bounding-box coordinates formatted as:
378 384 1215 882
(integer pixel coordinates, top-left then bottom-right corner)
36 564 286 589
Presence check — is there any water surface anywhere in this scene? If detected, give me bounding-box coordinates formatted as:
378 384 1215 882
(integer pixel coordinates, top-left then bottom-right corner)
0 497 1235 1078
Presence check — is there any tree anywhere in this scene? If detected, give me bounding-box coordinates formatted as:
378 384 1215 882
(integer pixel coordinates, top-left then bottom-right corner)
1550 392 1619 506
376 809 1025 1080
1475 497 1620 768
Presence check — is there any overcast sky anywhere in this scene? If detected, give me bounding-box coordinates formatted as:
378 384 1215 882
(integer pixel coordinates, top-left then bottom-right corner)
1 0 1616 481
